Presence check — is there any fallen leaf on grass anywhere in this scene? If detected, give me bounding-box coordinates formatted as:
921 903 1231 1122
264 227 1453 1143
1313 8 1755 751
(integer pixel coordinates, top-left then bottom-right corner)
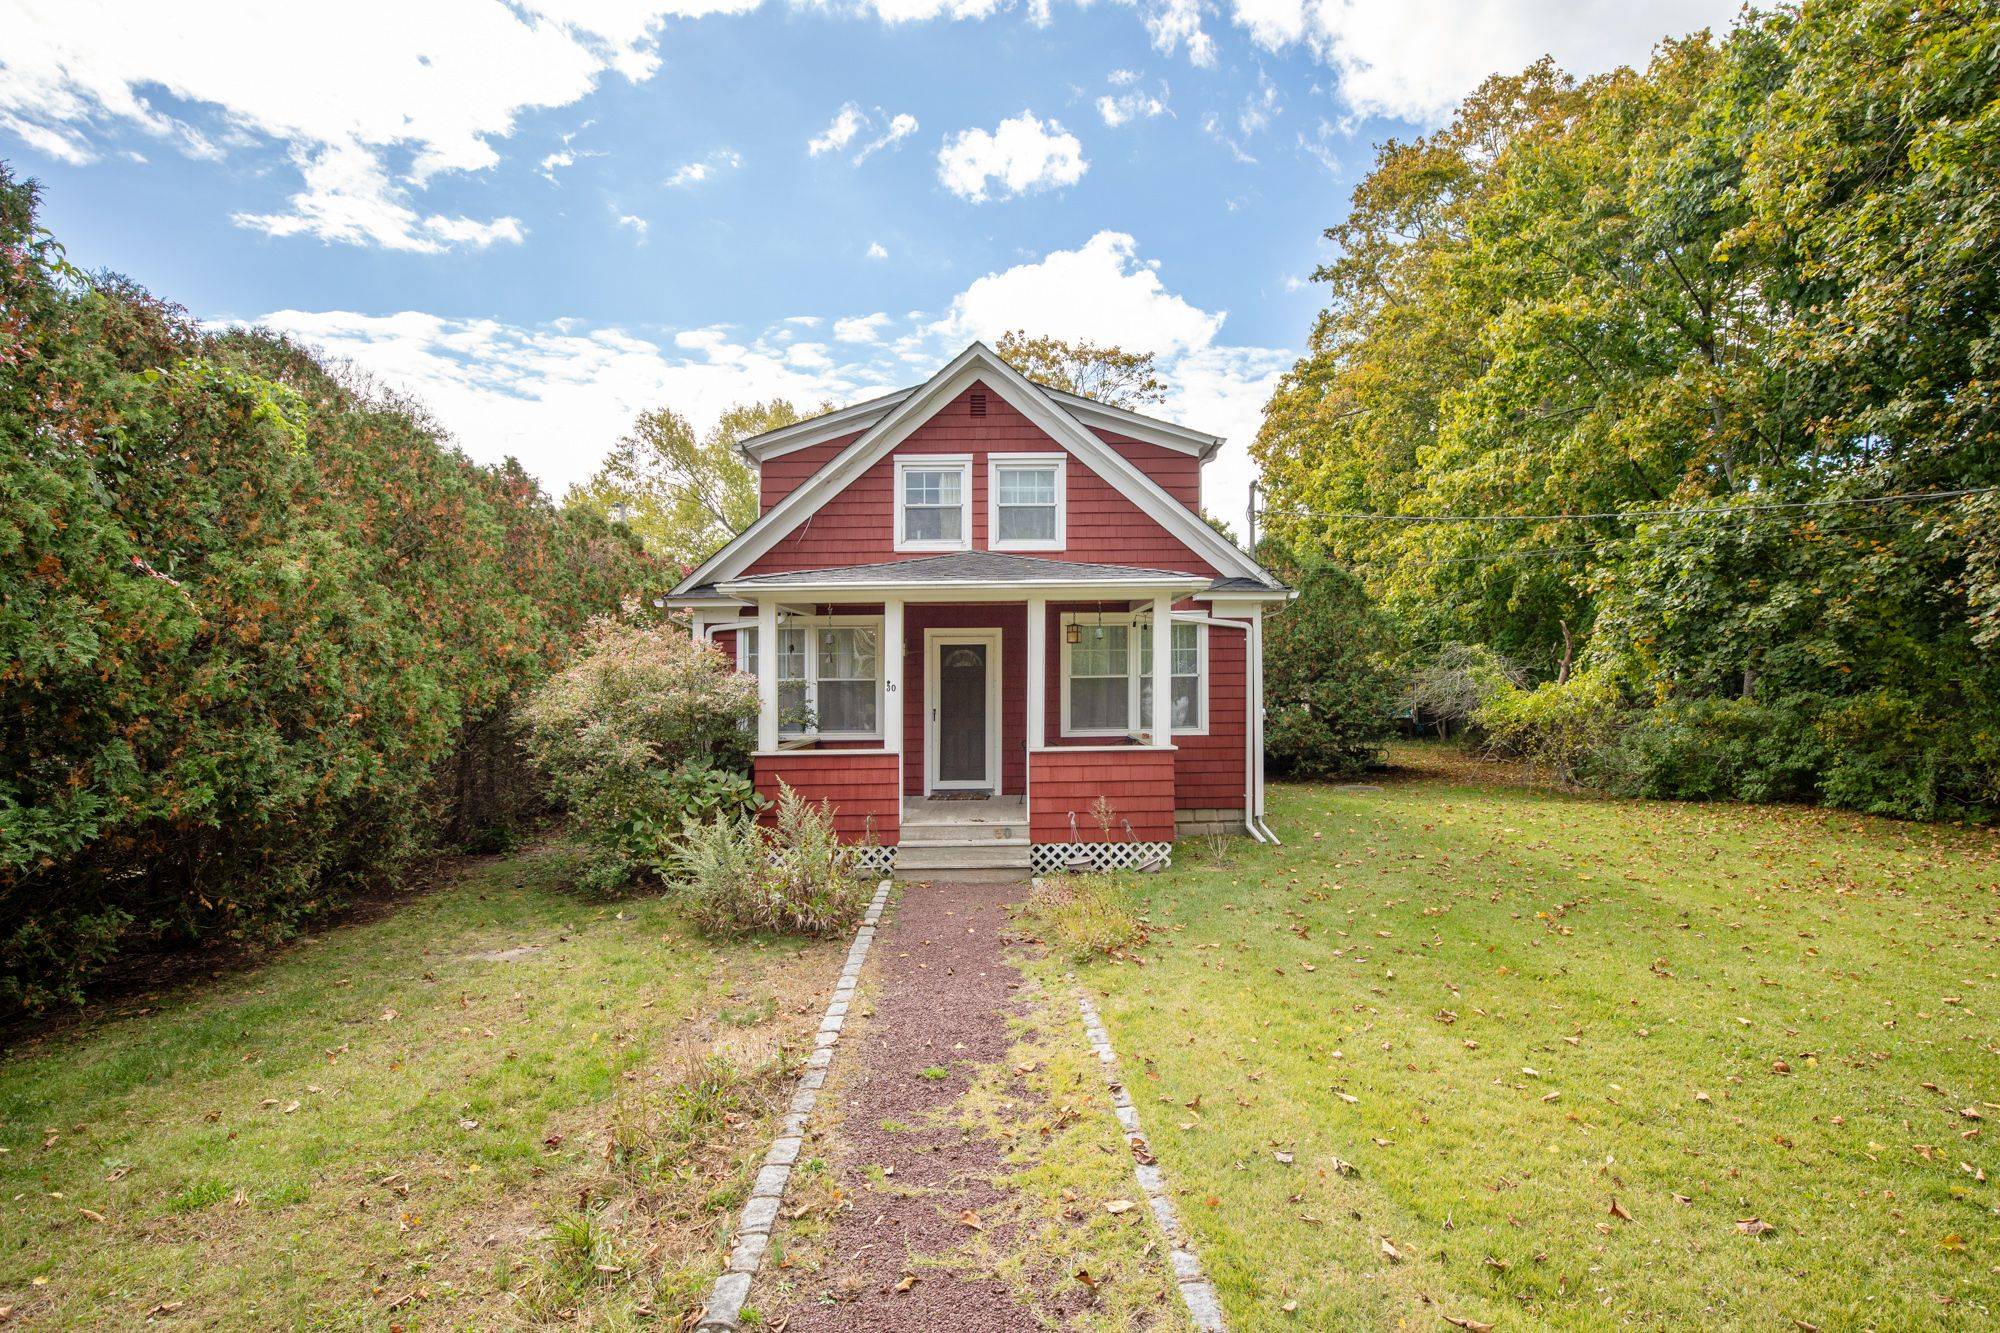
1074 1269 1098 1290
1380 1237 1404 1263
1736 1218 1775 1237
958 1209 984 1231
1104 1199 1135 1215
1443 1317 1494 1332
894 1275 919 1293
1608 1197 1632 1222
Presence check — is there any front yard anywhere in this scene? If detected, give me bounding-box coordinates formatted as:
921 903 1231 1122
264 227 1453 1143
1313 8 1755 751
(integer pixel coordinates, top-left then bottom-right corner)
1041 745 2000 1330
0 846 841 1328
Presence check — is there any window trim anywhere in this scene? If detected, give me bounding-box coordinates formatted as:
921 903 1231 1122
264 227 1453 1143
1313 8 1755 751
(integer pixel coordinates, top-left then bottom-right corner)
1058 612 1208 739
893 454 974 553
735 614 886 742
987 452 1066 552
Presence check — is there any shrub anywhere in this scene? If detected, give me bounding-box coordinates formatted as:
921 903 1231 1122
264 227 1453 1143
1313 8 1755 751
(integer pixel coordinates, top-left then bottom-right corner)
1259 543 1399 778
672 785 869 937
520 619 758 893
1598 697 1824 804
0 168 655 1011
1474 669 1625 788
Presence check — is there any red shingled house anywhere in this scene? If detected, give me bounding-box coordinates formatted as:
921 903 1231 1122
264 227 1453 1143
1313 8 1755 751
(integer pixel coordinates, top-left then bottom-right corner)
667 342 1289 877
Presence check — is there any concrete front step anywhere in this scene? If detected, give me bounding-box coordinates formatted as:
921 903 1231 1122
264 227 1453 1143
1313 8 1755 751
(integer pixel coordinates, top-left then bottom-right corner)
894 842 1032 872
899 824 1028 845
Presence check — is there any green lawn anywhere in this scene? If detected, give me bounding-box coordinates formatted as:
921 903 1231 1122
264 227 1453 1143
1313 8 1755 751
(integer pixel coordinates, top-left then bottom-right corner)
0 846 838 1329
1044 745 2000 1330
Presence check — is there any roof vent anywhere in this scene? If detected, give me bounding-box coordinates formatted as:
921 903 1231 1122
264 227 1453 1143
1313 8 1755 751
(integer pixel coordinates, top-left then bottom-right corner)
969 390 988 417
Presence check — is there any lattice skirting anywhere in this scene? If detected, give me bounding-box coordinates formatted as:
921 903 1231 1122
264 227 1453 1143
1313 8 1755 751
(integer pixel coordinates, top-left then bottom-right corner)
1030 841 1173 875
849 845 897 875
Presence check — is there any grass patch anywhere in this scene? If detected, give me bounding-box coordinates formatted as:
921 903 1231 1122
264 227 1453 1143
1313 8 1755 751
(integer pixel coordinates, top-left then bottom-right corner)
0 844 837 1327
1021 874 1148 961
1034 743 2000 1330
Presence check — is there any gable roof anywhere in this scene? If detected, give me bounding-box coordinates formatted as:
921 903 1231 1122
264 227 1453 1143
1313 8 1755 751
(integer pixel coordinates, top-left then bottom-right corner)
735 369 1222 462
674 341 1273 596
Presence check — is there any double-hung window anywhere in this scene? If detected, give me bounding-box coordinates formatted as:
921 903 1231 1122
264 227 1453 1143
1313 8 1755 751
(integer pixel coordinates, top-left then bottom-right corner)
988 454 1065 551
1060 614 1206 737
895 456 972 552
736 619 883 740
1139 621 1205 732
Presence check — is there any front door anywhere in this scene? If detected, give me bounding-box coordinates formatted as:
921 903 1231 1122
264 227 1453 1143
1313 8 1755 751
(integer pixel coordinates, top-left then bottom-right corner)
927 631 999 792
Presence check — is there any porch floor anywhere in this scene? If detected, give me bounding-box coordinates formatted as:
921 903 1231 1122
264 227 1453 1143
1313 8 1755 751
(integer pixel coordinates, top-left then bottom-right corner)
903 794 1027 825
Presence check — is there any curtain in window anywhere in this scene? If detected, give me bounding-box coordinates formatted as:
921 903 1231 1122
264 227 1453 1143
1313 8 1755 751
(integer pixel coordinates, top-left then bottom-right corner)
777 627 809 734
902 469 962 543
995 466 1057 542
1070 623 1130 730
815 627 878 733
1139 621 1202 730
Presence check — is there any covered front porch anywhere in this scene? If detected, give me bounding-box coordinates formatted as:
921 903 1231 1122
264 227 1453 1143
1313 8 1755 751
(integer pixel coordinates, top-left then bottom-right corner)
684 553 1261 875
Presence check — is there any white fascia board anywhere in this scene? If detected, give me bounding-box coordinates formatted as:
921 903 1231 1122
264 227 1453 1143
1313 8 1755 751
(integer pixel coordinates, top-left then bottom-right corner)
676 341 1274 594
1045 388 1224 458
737 388 913 462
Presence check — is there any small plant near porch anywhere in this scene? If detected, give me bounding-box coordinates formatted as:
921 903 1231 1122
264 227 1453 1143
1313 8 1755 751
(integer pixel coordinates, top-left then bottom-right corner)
673 785 871 937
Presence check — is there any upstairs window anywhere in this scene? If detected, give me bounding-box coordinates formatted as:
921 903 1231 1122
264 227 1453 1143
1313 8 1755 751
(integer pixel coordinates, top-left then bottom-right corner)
895 456 972 552
989 454 1065 551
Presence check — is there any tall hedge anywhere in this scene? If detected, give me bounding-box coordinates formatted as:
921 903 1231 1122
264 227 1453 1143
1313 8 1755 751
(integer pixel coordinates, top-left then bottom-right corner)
0 166 658 1009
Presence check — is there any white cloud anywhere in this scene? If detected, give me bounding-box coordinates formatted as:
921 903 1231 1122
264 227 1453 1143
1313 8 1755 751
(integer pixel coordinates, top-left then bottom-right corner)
0 1 727 249
854 112 919 162
933 230 1223 357
1234 0 1742 123
665 148 741 187
937 112 1087 203
1107 68 1142 87
834 312 893 344
866 241 890 260
811 103 919 163
787 341 833 368
808 102 867 156
1098 86 1169 127
245 308 864 495
1142 0 1217 68
232 140 524 253
615 211 649 237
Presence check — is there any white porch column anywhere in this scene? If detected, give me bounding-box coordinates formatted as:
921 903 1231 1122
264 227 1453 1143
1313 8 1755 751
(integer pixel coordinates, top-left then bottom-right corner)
688 611 709 646
881 598 904 753
1150 595 1173 747
756 599 779 753
1026 595 1047 749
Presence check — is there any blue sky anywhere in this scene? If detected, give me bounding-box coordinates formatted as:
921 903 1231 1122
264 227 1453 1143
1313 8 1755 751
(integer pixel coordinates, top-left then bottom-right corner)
1 0 1740 524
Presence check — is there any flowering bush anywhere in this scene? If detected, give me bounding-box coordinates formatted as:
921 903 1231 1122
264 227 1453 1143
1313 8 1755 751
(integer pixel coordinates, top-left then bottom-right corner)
520 620 758 892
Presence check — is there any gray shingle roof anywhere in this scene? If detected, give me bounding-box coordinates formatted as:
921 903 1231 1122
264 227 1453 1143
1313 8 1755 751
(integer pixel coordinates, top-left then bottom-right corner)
721 552 1207 587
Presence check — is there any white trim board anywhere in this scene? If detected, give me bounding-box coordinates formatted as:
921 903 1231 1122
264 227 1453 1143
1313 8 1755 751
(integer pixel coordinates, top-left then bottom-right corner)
674 342 1273 596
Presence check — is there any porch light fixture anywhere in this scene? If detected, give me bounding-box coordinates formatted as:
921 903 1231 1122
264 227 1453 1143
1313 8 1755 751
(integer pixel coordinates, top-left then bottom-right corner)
1065 619 1082 645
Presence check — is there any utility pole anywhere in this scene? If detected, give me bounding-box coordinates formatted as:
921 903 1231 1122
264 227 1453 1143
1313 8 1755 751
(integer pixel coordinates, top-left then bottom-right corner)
1246 478 1260 553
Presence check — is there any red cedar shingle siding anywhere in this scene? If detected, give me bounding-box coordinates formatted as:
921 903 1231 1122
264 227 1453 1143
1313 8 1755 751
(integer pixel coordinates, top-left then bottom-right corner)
1029 748 1176 842
758 434 861 514
754 751 900 846
744 383 1216 576
1096 431 1201 510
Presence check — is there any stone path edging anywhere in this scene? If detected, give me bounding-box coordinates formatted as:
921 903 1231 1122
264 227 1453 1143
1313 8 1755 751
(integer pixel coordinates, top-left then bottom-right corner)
1074 985 1227 1332
695 878 893 1332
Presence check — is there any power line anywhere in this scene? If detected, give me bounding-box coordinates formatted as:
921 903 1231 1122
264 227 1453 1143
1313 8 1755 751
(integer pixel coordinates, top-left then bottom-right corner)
1254 485 1996 526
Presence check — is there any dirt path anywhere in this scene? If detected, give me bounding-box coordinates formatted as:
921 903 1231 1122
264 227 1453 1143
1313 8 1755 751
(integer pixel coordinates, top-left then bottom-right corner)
760 877 1059 1332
